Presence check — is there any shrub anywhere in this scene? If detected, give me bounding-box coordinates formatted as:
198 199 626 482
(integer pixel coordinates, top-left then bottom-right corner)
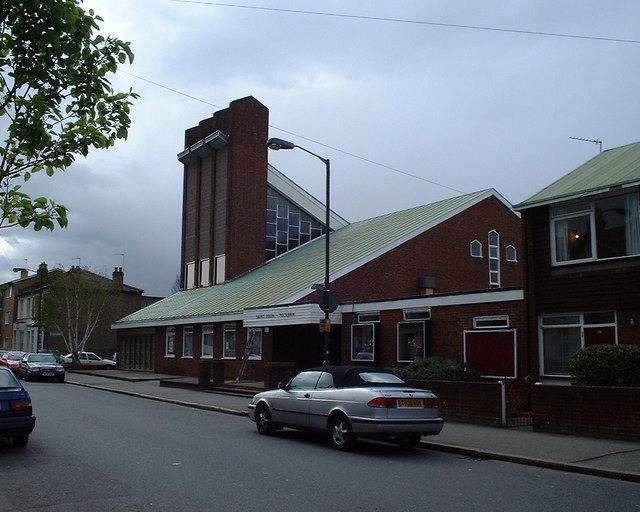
569 344 640 387
393 356 481 382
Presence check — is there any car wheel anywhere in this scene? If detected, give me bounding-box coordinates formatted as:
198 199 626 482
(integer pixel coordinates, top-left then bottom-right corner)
397 435 421 449
328 414 356 451
256 403 275 435
12 435 28 447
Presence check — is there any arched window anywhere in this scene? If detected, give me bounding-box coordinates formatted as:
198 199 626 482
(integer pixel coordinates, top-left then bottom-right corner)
470 239 482 258
506 245 517 262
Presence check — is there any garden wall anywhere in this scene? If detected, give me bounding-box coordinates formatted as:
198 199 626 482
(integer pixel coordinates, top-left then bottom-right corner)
405 379 503 426
531 385 640 441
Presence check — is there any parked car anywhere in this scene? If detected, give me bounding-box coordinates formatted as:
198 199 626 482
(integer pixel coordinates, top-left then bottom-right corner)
0 351 26 374
61 351 116 369
0 367 35 447
248 366 444 450
18 353 65 382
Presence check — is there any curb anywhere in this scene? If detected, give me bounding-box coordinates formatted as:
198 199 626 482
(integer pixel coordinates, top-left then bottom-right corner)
66 380 249 417
420 441 640 484
67 379 640 483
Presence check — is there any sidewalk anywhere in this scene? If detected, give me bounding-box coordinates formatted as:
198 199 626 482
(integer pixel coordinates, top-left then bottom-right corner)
65 370 640 483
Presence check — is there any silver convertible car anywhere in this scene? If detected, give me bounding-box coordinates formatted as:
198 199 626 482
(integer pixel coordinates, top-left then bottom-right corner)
248 366 444 450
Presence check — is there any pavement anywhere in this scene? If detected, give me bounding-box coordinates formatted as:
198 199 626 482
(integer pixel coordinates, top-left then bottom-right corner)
64 369 640 484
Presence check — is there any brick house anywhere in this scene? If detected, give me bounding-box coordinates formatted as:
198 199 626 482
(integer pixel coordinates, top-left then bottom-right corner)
515 141 640 380
114 96 528 383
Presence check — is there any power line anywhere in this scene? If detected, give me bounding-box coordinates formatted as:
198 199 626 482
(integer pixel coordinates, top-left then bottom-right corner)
122 70 465 194
170 0 640 45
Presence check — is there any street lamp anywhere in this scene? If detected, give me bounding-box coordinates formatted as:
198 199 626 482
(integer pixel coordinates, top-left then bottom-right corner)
12 267 44 352
267 137 337 366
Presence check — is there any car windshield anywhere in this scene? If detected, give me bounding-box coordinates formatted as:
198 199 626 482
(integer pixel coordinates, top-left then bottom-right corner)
359 372 405 384
7 353 24 360
28 354 56 363
0 369 21 389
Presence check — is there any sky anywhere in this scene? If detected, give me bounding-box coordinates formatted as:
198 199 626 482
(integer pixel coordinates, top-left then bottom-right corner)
1 0 639 296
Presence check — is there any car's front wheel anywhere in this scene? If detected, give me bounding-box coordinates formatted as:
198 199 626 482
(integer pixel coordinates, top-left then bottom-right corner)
255 403 275 435
328 414 356 451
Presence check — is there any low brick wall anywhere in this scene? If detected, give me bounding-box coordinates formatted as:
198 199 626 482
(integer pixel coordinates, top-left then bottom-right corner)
405 380 503 425
532 385 640 441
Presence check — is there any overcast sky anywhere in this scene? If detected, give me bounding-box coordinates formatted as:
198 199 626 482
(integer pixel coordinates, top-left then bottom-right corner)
1 0 638 296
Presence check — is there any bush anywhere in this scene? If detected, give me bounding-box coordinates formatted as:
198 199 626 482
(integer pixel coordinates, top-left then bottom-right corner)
569 345 640 387
393 356 481 382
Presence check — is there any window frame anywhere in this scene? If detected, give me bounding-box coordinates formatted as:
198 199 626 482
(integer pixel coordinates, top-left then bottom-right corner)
505 245 517 262
488 230 500 288
539 311 617 376
351 323 375 361
201 324 214 358
182 326 194 358
165 327 176 358
223 323 237 359
397 321 426 362
470 239 483 258
550 192 640 266
247 328 262 360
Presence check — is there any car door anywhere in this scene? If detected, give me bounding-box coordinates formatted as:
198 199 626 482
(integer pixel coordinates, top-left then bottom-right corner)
269 371 321 429
307 371 336 430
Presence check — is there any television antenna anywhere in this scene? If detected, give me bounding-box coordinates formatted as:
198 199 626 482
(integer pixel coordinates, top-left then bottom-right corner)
570 136 602 153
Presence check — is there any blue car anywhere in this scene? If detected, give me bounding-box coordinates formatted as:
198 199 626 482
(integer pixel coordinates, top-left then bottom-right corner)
0 367 36 447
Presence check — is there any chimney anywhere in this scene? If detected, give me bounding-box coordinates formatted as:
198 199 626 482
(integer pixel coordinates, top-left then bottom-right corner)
37 262 48 282
113 267 124 289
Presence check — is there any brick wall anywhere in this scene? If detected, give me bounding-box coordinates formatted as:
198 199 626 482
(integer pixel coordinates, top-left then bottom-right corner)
532 385 640 441
405 379 503 425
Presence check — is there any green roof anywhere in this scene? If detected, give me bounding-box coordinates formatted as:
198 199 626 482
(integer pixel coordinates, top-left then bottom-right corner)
115 189 501 327
516 141 640 210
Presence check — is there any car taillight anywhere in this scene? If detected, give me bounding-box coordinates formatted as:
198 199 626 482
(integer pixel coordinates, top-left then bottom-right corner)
11 399 32 413
424 397 441 407
367 397 398 408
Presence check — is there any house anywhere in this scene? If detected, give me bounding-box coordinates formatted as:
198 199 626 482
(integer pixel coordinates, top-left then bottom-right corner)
114 97 528 384
515 141 640 380
0 263 158 358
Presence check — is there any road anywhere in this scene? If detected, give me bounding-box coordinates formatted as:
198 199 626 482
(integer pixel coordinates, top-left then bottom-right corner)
1 381 638 512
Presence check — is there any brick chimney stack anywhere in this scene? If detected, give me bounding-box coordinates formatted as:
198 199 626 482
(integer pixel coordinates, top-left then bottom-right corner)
113 267 124 289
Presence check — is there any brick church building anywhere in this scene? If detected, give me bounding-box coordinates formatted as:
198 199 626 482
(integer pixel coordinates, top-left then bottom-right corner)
114 96 527 384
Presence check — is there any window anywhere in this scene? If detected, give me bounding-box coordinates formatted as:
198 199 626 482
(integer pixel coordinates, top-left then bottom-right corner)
202 325 214 358
185 262 195 290
5 285 12 298
505 245 517 262
474 315 509 329
183 326 193 358
403 308 431 320
351 324 375 361
540 312 616 376
397 321 425 362
470 239 483 258
215 255 226 284
488 230 500 288
200 259 210 287
265 187 326 261
357 312 380 323
551 192 640 264
4 310 10 325
248 328 262 359
165 327 176 357
288 371 322 390
223 324 236 359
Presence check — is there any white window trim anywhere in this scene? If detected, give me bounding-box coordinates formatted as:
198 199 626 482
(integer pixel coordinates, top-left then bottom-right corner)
473 315 509 329
165 327 176 358
182 326 194 358
351 323 375 361
223 323 237 359
488 230 500 288
396 320 426 363
505 244 517 262
247 328 262 360
201 325 214 359
470 239 483 258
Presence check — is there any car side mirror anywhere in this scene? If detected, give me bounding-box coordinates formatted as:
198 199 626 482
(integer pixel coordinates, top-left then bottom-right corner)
278 381 289 391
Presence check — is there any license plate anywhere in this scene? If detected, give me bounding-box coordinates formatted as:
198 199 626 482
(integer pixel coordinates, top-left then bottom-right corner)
398 399 423 408
42 371 53 377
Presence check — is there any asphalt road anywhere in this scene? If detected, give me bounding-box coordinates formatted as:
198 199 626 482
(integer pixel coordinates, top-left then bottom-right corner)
1 381 638 512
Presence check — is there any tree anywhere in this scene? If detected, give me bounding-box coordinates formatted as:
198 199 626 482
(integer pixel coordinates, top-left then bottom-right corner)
40 266 123 361
0 0 138 231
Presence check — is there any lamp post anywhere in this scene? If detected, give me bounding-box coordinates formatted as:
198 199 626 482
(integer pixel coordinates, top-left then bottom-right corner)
267 137 337 366
12 267 44 352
